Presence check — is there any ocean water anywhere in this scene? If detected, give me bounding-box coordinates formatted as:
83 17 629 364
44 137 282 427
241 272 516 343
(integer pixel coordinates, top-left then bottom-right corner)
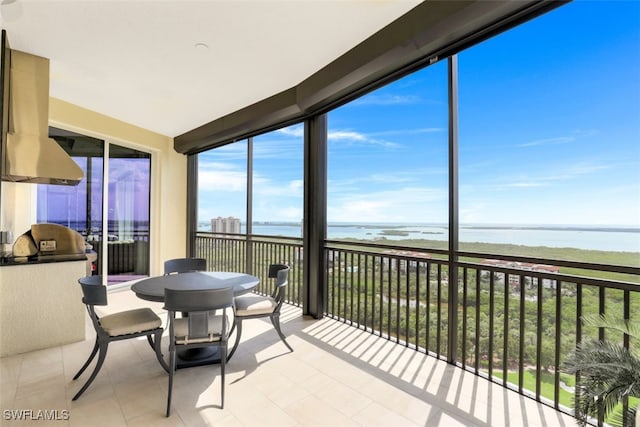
200 223 640 253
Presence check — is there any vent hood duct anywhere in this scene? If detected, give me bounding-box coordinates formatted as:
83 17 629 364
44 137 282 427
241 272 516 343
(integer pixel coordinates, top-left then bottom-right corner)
1 50 83 185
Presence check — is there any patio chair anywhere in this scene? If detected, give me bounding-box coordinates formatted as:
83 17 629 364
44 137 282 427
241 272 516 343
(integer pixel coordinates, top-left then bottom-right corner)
164 257 207 275
72 275 169 401
227 264 292 359
164 286 234 416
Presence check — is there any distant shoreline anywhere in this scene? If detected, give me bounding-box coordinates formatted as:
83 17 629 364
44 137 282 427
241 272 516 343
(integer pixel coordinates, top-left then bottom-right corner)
459 225 640 233
242 222 640 233
198 221 640 253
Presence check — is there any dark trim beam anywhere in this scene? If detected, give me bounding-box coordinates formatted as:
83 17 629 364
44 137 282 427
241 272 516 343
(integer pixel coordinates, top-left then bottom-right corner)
447 55 459 364
245 137 253 273
186 154 198 257
174 0 564 154
176 88 301 154
303 114 327 319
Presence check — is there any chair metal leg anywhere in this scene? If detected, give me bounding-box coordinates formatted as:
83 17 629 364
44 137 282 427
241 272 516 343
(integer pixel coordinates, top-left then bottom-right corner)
166 349 176 417
152 330 170 372
270 314 293 352
73 338 99 380
227 319 243 360
229 319 236 337
220 343 226 409
72 341 108 401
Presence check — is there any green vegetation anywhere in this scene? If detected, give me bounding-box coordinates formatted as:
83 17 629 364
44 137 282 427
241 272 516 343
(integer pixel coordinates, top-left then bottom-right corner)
379 229 410 236
492 369 574 408
337 237 640 283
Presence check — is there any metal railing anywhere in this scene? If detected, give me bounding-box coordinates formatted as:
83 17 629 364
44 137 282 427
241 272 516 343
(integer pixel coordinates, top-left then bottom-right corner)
325 241 450 360
195 231 640 424
196 232 304 306
325 240 639 424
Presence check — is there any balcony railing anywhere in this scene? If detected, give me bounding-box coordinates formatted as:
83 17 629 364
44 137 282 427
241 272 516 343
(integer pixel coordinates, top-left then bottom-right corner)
195 231 640 424
196 232 304 306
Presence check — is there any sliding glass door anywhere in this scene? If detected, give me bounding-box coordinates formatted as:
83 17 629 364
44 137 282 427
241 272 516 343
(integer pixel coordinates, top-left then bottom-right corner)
37 127 151 285
106 144 151 283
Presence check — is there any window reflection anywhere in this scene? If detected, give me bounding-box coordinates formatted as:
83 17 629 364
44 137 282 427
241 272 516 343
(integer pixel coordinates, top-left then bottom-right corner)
37 128 151 284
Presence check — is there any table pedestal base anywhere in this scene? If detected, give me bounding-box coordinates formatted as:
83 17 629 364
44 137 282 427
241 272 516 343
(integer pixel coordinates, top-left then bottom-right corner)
175 347 223 369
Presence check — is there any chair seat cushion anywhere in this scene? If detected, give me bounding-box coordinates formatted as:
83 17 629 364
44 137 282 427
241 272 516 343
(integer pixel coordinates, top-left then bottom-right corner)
100 308 162 336
235 295 277 316
174 314 226 344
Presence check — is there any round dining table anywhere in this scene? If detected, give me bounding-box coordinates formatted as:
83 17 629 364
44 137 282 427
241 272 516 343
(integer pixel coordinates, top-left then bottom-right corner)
131 271 259 302
131 271 259 368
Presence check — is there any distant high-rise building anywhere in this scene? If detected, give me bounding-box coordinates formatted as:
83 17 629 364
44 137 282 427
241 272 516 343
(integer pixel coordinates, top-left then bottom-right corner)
211 216 241 234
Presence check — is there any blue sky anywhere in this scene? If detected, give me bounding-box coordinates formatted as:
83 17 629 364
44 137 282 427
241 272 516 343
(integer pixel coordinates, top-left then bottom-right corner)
198 1 640 228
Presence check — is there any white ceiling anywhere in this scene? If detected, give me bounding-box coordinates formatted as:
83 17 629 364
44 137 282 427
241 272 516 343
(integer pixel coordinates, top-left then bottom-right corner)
0 0 422 137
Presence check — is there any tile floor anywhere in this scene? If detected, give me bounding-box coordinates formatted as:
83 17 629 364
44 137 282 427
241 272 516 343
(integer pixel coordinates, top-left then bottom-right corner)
1 288 577 426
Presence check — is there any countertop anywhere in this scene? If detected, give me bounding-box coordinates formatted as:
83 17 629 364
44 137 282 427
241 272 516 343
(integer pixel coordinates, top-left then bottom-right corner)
0 253 89 267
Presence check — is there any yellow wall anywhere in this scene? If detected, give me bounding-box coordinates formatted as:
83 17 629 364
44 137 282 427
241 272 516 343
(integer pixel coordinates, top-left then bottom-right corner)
0 98 187 276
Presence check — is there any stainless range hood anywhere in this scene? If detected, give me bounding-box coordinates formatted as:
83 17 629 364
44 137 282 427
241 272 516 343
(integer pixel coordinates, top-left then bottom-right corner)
1 49 83 185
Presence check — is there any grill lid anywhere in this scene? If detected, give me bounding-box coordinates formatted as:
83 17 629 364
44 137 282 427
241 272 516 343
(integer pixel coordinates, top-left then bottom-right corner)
12 224 85 257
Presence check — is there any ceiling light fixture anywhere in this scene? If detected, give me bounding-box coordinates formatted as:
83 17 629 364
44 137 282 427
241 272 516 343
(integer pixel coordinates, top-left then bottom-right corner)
0 0 23 22
194 42 209 51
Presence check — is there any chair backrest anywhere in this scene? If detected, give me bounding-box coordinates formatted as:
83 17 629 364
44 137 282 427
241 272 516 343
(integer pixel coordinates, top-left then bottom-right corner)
78 275 107 306
164 258 207 275
78 275 107 334
163 287 234 341
268 264 289 303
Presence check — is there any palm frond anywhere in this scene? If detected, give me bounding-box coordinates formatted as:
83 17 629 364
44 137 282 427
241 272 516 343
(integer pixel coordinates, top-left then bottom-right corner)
581 314 640 340
565 340 640 375
606 403 637 427
564 338 640 426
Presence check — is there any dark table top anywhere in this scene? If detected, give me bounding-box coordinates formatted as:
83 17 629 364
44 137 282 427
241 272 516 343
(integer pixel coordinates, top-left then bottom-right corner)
131 271 259 302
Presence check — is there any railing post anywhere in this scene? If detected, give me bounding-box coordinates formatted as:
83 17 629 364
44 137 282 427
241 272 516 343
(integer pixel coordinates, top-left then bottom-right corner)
447 55 459 363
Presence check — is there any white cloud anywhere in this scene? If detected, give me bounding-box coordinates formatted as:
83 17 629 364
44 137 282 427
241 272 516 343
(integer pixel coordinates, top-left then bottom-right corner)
198 160 238 170
517 136 575 147
328 129 400 148
199 143 247 160
369 173 413 184
565 163 611 176
369 127 444 137
278 125 443 142
252 174 303 196
289 179 303 191
328 130 367 142
459 202 491 224
463 161 615 192
328 186 447 223
509 162 612 187
277 206 303 221
199 170 246 191
353 94 420 106
505 181 547 188
275 124 304 138
198 162 246 191
460 194 640 226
